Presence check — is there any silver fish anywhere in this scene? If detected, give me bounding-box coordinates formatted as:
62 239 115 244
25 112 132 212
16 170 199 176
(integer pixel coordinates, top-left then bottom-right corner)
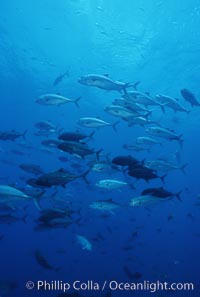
36 94 81 107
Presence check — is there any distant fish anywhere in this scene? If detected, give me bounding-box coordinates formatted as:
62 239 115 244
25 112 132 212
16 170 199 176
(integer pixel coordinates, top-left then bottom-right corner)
77 117 119 131
76 235 92 251
0 130 27 141
136 136 162 146
29 168 90 187
96 179 128 190
57 141 102 159
34 249 59 271
35 121 57 132
104 105 139 119
130 195 166 207
36 94 81 108
58 131 95 142
141 187 182 200
123 143 150 152
145 159 187 174
90 199 120 211
19 163 44 175
180 89 200 107
53 71 69 86
156 94 191 113
145 126 183 145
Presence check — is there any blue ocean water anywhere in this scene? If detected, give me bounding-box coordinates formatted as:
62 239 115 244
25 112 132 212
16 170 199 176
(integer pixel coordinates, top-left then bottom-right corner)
0 0 200 296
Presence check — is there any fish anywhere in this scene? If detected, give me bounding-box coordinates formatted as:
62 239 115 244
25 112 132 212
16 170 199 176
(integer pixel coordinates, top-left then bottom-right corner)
35 249 59 271
53 71 69 86
0 185 41 210
10 149 26 156
89 199 120 211
19 163 44 175
0 214 26 224
91 161 118 174
0 205 16 215
136 136 162 146
141 187 181 200
112 98 150 113
122 144 150 152
145 126 183 145
128 166 166 182
156 94 190 113
123 91 166 111
96 179 128 190
58 131 95 142
145 159 187 174
180 89 200 106
35 121 57 132
36 94 81 107
77 117 119 131
0 185 31 204
123 266 135 279
78 74 136 92
127 116 157 127
130 194 169 207
0 130 27 141
104 105 139 119
30 168 90 187
41 139 61 148
57 141 102 159
36 208 77 229
112 155 140 167
76 235 92 251
20 186 45 199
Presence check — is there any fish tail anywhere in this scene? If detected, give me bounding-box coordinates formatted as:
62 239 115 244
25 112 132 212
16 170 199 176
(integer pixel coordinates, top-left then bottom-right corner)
123 81 141 92
159 103 166 113
33 198 42 211
23 130 28 139
80 169 91 184
74 96 81 108
96 149 103 160
180 163 188 174
112 120 120 132
178 135 184 148
22 215 28 223
88 131 95 140
132 80 141 90
144 110 153 119
176 191 182 201
160 174 167 183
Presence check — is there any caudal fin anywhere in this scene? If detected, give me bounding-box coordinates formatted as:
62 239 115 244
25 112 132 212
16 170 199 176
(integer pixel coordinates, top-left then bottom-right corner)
180 163 188 174
112 120 120 132
178 135 184 149
74 96 81 108
22 130 28 139
88 131 95 140
159 103 166 113
176 191 182 201
80 169 91 184
160 174 167 183
96 149 103 160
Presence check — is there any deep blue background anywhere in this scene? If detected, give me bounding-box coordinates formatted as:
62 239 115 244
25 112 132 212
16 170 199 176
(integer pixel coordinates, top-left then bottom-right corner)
0 0 200 296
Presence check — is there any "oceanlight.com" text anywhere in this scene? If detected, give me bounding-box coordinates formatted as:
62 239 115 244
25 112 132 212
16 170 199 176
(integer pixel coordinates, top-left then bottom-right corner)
26 279 195 293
